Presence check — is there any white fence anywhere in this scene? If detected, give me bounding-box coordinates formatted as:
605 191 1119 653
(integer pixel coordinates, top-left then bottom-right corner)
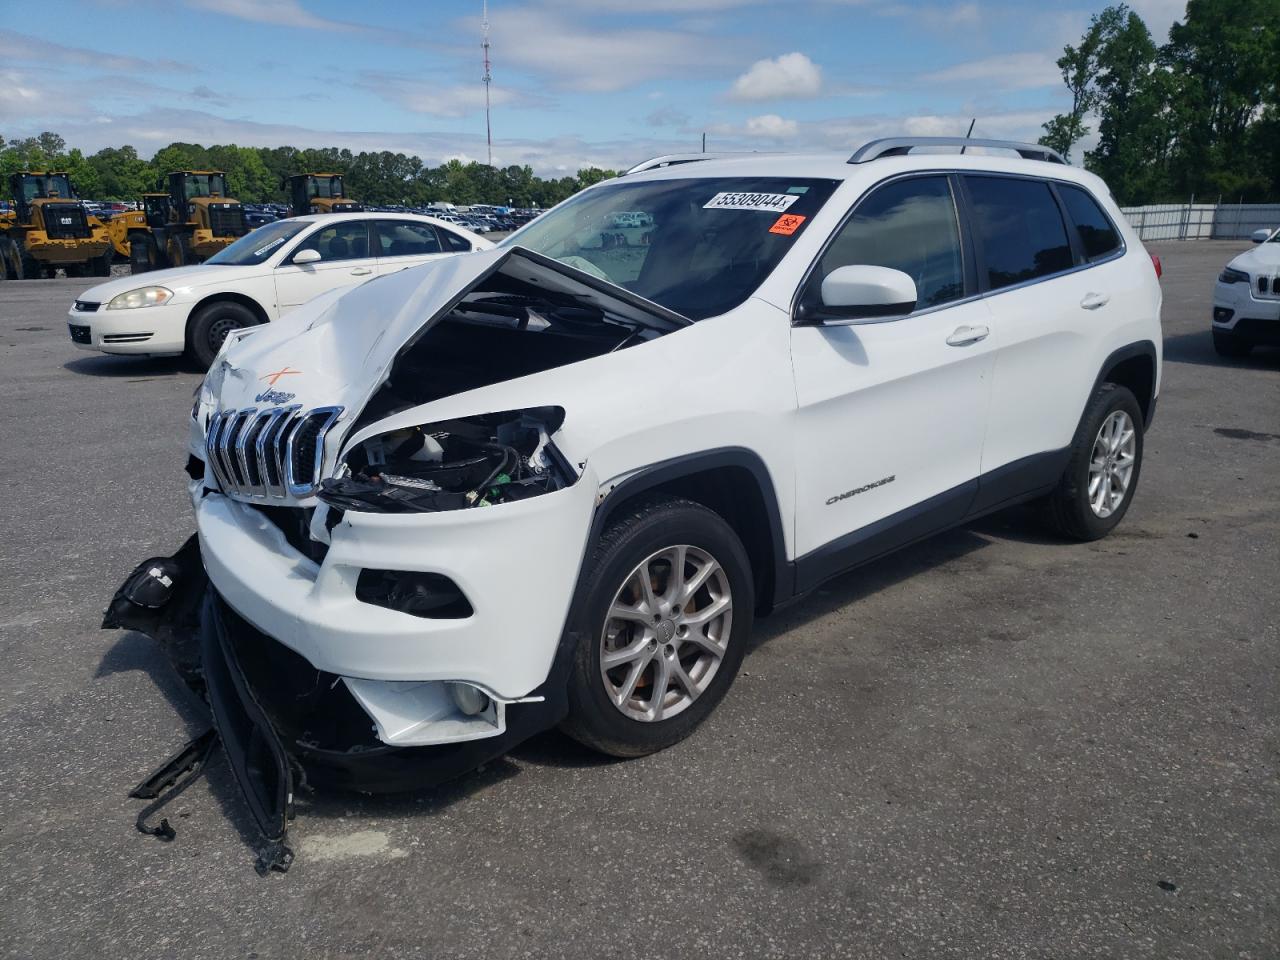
1120 202 1280 241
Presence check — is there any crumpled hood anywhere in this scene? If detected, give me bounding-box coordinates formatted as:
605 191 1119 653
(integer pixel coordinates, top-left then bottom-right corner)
208 249 503 413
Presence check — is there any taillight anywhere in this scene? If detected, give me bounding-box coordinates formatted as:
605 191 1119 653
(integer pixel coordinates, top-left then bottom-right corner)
1150 254 1162 279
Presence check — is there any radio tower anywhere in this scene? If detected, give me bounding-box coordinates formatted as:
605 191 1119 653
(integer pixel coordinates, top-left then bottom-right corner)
482 0 493 166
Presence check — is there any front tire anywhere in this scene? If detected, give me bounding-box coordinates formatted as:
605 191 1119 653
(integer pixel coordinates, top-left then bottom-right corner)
562 497 754 758
130 234 159 274
91 251 112 277
187 301 259 368
1043 383 1144 541
1212 329 1252 358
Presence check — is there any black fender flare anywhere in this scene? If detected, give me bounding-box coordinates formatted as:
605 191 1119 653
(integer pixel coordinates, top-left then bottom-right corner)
586 446 793 608
1092 339 1160 429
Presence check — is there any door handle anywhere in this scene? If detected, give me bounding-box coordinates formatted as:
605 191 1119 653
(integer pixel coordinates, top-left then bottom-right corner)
1080 292 1110 310
350 266 373 276
946 324 989 347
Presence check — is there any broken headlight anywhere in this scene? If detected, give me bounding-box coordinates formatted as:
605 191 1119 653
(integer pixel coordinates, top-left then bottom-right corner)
319 407 574 514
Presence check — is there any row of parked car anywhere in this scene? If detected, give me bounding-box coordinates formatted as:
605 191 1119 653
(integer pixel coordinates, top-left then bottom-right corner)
233 203 541 234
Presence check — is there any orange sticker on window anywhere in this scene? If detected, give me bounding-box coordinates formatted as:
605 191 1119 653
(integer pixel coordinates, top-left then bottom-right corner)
769 214 806 236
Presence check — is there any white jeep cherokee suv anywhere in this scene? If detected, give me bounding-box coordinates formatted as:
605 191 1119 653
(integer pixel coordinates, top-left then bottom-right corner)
108 138 1162 841
1212 226 1280 357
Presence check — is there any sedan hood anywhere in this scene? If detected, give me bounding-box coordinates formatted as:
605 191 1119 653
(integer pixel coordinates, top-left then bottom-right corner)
78 263 263 304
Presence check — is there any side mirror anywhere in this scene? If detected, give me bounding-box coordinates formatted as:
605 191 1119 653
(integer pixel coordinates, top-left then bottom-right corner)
1251 228 1274 244
804 265 918 324
292 248 322 265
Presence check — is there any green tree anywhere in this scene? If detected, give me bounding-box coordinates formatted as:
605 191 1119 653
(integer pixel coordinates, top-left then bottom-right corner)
1162 0 1279 199
1039 20 1107 159
87 146 153 199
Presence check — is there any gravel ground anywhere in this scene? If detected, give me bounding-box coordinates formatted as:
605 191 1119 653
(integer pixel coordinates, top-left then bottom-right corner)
0 241 1276 959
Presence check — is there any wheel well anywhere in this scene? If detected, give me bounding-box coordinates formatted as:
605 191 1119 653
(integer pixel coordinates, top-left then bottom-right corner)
597 463 783 614
1104 352 1155 425
190 292 270 327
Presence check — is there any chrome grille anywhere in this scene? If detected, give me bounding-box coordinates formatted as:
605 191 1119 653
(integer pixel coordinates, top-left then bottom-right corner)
205 405 343 499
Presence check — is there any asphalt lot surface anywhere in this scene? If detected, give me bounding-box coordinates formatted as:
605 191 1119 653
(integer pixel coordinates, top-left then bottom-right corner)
1 241 1276 959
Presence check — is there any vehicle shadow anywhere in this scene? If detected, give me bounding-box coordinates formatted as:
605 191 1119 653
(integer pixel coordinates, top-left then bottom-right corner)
96 505 1068 843
1162 330 1280 370
63 355 196 378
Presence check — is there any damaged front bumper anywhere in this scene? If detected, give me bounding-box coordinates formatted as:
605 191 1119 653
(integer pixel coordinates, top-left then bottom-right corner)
104 532 582 867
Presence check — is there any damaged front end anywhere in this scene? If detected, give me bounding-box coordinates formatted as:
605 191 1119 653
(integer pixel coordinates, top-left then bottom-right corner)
104 536 578 872
320 406 573 514
105 248 690 870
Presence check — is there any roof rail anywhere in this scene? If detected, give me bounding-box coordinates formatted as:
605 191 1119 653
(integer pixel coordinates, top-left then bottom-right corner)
624 154 729 175
849 137 1067 165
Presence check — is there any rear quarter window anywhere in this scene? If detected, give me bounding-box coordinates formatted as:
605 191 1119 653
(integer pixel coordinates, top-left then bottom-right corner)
965 176 1073 291
1058 184 1122 261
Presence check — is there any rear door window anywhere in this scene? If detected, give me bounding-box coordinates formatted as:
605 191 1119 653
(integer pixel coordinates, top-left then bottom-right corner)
1058 184 1122 261
965 176 1073 291
374 220 443 258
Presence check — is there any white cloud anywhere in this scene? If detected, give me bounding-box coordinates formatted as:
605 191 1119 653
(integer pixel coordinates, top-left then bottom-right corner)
0 28 184 73
729 52 823 101
744 114 798 138
360 74 528 118
487 10 732 92
705 113 799 140
921 52 1061 91
182 0 357 32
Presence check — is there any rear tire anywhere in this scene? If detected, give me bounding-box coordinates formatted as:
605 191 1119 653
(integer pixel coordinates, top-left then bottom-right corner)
1043 383 1144 541
1212 329 1252 358
561 497 754 758
187 300 259 368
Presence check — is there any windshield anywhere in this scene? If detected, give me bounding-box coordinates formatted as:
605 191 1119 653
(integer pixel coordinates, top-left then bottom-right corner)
503 176 840 320
21 174 73 202
310 176 343 198
184 174 228 199
206 220 309 266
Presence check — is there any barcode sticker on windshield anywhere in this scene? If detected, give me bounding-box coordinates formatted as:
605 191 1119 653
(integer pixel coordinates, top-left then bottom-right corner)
704 192 799 213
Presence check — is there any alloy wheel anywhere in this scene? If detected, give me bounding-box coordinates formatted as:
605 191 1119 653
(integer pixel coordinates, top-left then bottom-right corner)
599 544 734 722
1088 409 1136 518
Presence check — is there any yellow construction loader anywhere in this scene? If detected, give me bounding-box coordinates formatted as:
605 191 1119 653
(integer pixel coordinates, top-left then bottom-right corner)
286 173 361 217
112 171 248 274
0 171 113 279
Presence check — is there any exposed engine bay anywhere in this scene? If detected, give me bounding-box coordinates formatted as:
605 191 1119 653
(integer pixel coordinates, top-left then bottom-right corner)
354 247 689 421
320 249 690 515
320 406 573 513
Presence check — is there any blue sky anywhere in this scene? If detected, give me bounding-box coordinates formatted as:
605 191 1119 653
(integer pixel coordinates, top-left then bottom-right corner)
1 0 1188 175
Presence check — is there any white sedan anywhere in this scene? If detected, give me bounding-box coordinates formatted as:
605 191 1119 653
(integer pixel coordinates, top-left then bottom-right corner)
67 212 492 366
